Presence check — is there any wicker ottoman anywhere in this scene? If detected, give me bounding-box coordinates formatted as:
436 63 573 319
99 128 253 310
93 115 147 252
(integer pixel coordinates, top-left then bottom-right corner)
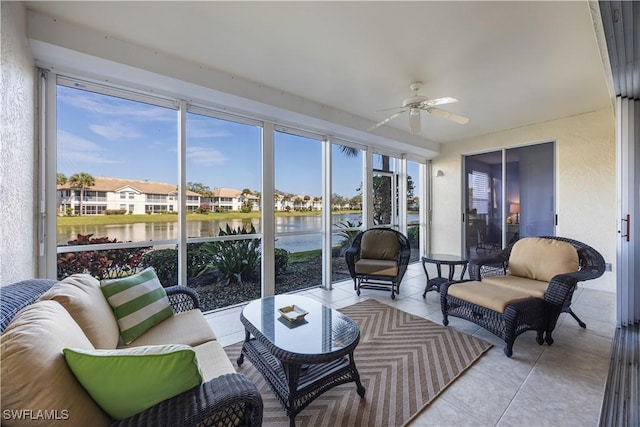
441 280 546 357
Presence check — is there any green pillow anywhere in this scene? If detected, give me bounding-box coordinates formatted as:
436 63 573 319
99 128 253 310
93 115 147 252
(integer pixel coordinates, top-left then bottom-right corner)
101 267 173 344
63 344 203 420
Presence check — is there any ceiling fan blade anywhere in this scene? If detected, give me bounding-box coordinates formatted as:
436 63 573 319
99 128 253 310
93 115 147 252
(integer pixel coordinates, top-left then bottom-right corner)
420 97 458 108
367 110 406 131
428 107 470 124
375 106 405 113
409 109 421 134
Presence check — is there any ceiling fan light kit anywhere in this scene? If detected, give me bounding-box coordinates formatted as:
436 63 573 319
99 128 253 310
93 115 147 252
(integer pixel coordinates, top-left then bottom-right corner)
368 82 469 133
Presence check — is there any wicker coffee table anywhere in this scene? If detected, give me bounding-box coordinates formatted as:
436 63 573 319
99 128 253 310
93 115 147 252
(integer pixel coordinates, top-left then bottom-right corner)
237 295 365 426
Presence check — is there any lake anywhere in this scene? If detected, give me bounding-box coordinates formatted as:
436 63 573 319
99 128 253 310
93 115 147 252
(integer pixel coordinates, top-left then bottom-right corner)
57 213 420 253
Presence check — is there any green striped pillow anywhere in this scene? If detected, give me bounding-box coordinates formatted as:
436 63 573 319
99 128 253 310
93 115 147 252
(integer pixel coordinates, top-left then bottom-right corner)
101 268 173 344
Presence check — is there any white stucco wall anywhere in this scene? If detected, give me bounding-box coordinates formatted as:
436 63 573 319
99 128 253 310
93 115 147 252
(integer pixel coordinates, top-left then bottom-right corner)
431 108 616 293
1 1 37 284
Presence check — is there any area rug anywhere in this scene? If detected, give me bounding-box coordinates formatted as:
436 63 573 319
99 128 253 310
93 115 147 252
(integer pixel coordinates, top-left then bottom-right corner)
224 299 492 426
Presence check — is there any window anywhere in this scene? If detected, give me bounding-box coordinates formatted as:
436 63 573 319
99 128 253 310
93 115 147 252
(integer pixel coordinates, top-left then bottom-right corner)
185 110 262 310
331 143 363 284
48 74 426 313
406 160 422 262
56 79 178 284
275 129 323 292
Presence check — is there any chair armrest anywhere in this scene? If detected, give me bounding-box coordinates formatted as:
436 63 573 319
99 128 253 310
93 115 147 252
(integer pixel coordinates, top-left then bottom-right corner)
397 246 412 266
165 285 200 312
112 373 263 427
468 255 508 281
344 246 360 279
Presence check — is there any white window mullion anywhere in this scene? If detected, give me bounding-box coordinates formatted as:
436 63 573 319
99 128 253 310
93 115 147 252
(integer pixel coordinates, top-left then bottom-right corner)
398 156 407 234
322 138 332 289
421 162 430 256
42 71 58 279
364 147 374 228
177 101 187 286
262 122 275 296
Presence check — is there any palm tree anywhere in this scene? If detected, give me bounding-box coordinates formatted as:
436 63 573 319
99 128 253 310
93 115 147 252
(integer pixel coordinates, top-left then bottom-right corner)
68 172 95 216
56 173 67 186
339 145 358 158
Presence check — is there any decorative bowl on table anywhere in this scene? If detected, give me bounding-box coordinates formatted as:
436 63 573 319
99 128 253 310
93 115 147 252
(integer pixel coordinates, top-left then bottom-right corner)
278 305 309 322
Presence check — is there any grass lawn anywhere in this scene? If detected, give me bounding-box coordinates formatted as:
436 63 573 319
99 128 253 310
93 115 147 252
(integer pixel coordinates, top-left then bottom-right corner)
288 249 322 264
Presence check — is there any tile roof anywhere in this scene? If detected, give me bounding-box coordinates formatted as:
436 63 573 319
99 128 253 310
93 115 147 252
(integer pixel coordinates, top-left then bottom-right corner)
57 176 200 196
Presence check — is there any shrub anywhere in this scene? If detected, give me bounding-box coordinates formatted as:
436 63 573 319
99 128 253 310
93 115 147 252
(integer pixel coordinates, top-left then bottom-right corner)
197 224 261 285
407 225 420 247
57 234 150 280
334 220 362 255
275 248 289 275
240 201 253 213
141 243 208 287
104 209 127 215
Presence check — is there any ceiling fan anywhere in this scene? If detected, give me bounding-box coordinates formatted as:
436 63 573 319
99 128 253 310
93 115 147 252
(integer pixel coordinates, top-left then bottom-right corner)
368 82 469 134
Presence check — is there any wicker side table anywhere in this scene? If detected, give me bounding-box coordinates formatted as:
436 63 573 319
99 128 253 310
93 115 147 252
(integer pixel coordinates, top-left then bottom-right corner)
238 295 365 427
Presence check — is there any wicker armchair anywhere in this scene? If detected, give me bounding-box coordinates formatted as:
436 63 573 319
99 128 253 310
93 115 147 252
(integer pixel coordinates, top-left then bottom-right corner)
442 236 605 356
345 227 411 299
1 279 263 427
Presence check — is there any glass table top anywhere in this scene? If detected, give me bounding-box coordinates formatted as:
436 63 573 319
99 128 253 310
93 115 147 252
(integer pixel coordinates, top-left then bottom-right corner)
241 295 359 356
422 253 468 263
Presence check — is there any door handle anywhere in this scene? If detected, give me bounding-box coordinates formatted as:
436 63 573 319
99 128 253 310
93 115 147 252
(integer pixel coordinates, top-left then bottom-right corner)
621 214 630 242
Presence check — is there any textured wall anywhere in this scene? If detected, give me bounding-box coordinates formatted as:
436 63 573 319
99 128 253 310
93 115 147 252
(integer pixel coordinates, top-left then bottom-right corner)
1 1 37 284
432 108 616 292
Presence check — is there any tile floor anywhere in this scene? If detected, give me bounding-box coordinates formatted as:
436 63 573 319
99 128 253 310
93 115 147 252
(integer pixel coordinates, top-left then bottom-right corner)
205 262 615 427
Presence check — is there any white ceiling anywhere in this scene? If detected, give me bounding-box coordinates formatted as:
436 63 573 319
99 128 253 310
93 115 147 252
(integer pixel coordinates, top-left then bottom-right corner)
26 1 612 148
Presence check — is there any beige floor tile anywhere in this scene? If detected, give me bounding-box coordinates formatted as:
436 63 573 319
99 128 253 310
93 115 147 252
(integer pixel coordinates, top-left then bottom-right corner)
497 388 601 427
436 366 521 425
409 396 493 426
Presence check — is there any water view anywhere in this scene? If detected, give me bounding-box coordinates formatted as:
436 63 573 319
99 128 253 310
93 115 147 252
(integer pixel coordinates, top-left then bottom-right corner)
57 213 418 252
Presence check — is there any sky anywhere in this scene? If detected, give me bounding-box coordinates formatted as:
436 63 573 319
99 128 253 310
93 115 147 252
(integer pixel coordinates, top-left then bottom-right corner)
57 85 418 198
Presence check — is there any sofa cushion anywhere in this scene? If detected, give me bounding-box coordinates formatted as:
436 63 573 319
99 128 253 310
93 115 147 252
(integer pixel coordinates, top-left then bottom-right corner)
119 309 216 348
355 259 399 277
101 267 174 345
39 274 120 349
192 340 236 382
1 300 109 427
448 281 537 314
481 275 549 299
360 229 400 260
63 344 203 420
508 237 579 282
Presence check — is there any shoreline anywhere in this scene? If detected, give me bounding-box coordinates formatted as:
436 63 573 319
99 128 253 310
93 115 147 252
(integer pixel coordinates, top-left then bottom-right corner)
56 210 364 226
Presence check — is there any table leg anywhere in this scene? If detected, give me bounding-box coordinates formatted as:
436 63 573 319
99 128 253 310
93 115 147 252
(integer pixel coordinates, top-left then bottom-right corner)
236 329 250 366
350 352 366 397
422 260 432 298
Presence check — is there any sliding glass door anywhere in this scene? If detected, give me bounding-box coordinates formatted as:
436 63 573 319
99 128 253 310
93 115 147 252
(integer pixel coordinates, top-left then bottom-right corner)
464 142 555 258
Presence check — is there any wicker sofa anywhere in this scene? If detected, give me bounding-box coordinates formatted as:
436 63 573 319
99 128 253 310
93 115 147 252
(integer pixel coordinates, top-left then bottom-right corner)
441 236 605 356
0 275 263 426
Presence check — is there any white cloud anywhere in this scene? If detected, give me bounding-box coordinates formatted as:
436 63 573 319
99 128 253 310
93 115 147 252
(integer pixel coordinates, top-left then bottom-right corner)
187 146 228 165
57 130 120 165
89 122 142 140
58 89 174 122
187 117 233 139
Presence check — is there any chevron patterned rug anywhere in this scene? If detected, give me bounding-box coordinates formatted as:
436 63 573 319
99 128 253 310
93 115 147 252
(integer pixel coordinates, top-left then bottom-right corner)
225 298 492 426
